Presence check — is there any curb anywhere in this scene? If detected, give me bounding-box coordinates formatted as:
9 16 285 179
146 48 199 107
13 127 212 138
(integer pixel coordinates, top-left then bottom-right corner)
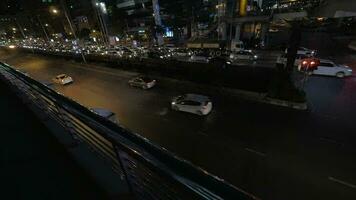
259 97 308 110
222 87 308 110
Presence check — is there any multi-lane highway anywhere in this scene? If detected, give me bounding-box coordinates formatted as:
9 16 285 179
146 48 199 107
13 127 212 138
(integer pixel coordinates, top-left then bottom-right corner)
1 48 356 200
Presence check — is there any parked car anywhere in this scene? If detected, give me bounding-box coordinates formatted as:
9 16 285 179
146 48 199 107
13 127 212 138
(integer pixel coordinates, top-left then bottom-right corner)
230 50 258 61
276 53 311 67
190 52 211 63
171 94 212 116
297 47 316 56
146 50 172 59
128 76 156 89
52 74 73 85
285 47 316 56
147 51 163 59
173 48 192 57
208 56 232 67
300 59 353 78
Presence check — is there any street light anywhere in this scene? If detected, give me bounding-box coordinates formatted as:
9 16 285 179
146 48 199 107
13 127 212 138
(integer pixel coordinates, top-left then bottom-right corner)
51 9 59 14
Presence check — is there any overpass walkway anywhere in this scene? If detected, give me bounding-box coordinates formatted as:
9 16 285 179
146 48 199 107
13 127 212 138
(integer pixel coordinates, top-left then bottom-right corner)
0 81 108 200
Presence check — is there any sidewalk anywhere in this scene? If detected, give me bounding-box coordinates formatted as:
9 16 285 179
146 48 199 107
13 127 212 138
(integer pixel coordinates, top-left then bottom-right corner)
0 81 108 200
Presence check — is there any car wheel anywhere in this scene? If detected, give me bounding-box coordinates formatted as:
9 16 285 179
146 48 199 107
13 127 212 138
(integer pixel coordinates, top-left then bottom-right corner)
142 85 148 89
172 106 179 111
197 110 204 116
336 72 345 78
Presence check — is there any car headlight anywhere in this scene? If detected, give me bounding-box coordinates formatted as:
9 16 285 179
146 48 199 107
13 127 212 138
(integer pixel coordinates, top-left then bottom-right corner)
171 102 176 105
254 55 258 59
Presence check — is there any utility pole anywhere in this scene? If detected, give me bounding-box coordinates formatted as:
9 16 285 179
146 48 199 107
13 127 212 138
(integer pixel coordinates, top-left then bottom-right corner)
60 0 86 63
92 0 109 47
15 17 35 53
37 15 50 42
15 18 26 39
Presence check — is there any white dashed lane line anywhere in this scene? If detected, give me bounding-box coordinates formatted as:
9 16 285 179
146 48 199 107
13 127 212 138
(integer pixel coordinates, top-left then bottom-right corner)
319 137 345 147
328 177 356 190
245 148 266 157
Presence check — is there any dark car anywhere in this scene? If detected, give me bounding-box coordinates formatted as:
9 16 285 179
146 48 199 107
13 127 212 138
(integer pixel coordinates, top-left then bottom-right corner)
147 51 164 59
208 56 232 68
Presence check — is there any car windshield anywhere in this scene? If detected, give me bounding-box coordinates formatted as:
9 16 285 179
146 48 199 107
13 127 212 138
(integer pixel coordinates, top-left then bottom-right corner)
140 77 153 82
3 2 356 200
176 95 186 102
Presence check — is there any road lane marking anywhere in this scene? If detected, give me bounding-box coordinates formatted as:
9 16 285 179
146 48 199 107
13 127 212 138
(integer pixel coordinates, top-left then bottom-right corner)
198 132 208 136
245 148 266 157
319 137 345 147
71 64 138 78
328 177 356 190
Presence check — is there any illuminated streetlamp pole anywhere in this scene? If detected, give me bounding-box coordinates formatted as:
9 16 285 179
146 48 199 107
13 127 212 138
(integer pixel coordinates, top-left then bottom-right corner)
37 15 50 42
92 1 109 47
58 0 87 63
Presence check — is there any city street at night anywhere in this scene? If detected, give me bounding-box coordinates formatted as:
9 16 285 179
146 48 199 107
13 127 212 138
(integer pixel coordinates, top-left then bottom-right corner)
1 48 356 200
1 0 356 199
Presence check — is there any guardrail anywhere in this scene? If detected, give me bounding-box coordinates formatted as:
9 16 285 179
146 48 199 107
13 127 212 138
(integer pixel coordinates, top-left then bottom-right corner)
0 62 257 200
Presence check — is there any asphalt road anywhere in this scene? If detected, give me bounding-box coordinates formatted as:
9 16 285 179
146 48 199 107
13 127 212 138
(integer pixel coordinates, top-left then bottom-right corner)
1 49 356 200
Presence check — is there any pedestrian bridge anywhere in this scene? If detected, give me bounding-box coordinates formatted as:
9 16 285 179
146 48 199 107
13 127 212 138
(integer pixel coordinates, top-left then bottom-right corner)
0 62 255 200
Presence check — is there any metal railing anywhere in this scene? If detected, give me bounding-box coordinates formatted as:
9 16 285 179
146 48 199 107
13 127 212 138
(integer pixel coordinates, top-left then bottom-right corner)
0 62 256 200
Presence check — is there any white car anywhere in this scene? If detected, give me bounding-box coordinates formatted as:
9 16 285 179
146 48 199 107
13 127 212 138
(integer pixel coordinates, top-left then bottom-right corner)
53 74 73 85
299 59 352 78
285 47 316 56
173 49 192 57
276 53 311 67
128 76 156 89
230 50 258 61
298 47 316 56
171 94 212 116
190 53 211 63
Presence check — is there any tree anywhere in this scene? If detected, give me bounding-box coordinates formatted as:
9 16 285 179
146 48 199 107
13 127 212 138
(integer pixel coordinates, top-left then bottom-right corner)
286 21 302 74
268 20 304 102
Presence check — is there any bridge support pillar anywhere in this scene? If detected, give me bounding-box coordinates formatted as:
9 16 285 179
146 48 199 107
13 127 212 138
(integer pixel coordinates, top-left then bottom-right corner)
235 23 242 41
